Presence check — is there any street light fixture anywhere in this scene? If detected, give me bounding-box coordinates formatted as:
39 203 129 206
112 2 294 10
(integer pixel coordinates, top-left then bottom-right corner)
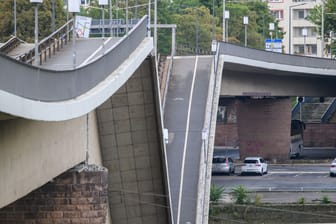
288 2 306 54
99 0 108 55
302 27 307 55
68 0 80 69
321 0 325 57
14 0 17 36
243 16 248 47
30 0 43 66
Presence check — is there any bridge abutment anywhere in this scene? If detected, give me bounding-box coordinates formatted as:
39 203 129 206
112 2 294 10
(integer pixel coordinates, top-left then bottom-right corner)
0 164 108 224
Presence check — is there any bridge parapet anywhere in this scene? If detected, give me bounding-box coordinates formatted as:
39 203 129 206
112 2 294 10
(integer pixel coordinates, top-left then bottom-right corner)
219 42 336 70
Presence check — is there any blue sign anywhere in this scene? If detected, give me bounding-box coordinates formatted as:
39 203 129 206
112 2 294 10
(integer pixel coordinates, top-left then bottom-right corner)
265 39 282 53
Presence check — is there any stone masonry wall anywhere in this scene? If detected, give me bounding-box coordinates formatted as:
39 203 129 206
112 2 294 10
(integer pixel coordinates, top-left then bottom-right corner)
215 123 238 146
237 97 291 161
303 123 336 147
0 164 108 224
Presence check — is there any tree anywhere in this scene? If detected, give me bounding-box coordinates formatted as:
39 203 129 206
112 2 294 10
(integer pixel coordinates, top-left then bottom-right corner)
307 0 336 57
0 0 66 43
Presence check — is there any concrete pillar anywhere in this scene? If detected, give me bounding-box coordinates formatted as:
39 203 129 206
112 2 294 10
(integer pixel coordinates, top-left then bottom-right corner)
237 97 291 161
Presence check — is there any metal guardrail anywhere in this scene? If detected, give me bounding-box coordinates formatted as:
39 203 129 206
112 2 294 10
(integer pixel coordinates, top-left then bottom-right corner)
218 42 336 70
0 36 22 54
322 98 336 123
17 19 73 65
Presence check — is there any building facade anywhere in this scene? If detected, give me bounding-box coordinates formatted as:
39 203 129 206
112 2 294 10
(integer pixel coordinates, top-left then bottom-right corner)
268 0 324 57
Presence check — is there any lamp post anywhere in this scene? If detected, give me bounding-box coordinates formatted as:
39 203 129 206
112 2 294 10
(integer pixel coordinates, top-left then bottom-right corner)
30 0 43 66
223 0 225 41
302 27 307 55
321 0 325 57
269 22 274 51
288 3 306 54
243 16 248 47
109 0 113 37
68 0 80 69
99 0 108 55
126 0 129 34
225 11 229 42
14 0 17 36
52 0 55 32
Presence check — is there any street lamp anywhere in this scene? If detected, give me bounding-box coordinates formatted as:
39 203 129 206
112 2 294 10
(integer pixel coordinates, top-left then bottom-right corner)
223 0 225 41
321 0 325 57
243 16 248 47
288 3 306 54
14 0 17 36
30 0 43 66
269 23 274 51
68 0 80 69
99 0 108 55
302 27 307 55
225 11 229 42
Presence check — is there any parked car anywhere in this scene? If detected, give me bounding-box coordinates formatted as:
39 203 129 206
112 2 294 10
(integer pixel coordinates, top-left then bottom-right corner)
241 157 268 176
212 156 235 175
330 158 336 177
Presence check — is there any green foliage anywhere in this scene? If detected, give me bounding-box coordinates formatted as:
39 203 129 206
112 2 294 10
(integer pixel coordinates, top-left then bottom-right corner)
307 0 336 57
321 195 331 204
232 185 249 204
297 197 305 205
210 184 225 203
0 0 66 42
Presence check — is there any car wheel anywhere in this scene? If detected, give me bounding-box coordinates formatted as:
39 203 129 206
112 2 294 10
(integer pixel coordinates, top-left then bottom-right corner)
241 172 244 176
260 169 263 176
330 172 334 177
265 169 268 174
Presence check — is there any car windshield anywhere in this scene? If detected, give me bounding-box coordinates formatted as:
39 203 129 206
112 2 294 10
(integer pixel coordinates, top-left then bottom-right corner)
244 159 258 164
213 157 226 163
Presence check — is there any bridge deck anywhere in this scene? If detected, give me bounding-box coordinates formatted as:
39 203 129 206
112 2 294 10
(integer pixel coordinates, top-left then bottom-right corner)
165 55 212 224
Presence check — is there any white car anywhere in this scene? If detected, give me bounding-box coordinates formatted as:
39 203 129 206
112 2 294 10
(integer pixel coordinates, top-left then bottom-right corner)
241 157 268 176
330 159 336 177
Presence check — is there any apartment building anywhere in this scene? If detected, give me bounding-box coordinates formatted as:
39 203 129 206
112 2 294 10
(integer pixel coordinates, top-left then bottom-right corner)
268 0 323 57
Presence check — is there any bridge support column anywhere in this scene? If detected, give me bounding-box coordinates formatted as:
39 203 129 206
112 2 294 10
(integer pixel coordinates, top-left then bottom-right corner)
0 164 109 223
237 97 291 161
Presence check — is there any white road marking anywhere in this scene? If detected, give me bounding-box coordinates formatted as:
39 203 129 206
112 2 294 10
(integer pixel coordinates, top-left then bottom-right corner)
173 97 184 101
176 56 198 224
269 171 328 174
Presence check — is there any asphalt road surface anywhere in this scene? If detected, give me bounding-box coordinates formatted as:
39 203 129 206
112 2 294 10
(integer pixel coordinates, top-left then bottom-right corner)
212 164 336 203
164 56 213 224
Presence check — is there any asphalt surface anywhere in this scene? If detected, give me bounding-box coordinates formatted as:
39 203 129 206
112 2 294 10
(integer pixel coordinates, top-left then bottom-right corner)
164 56 212 224
40 37 121 70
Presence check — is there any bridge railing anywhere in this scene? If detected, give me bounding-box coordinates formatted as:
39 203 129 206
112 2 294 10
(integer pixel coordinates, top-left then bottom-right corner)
322 98 336 123
17 19 73 65
218 42 336 70
0 36 22 54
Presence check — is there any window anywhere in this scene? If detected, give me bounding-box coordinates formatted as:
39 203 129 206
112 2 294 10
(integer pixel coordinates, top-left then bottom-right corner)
294 44 317 55
271 10 284 20
293 9 310 20
293 27 316 37
269 0 283 2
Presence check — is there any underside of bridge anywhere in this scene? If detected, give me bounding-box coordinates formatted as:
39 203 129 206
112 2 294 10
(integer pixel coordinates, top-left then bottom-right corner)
217 43 336 161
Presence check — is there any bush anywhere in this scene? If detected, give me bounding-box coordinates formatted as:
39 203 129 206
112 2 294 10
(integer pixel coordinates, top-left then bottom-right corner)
210 185 225 203
322 195 331 204
297 197 305 205
232 185 249 204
